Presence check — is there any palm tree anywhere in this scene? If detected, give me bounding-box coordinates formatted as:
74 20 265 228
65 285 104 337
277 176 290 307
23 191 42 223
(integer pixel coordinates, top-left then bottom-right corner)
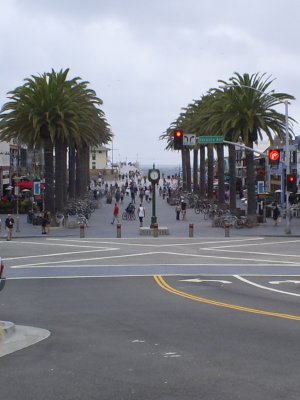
0 69 111 214
214 72 295 219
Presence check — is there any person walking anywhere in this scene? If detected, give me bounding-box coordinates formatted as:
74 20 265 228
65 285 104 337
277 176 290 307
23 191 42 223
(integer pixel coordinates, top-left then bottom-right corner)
175 203 181 221
111 203 120 225
180 199 187 220
5 214 14 241
41 212 47 234
137 203 145 227
272 202 281 226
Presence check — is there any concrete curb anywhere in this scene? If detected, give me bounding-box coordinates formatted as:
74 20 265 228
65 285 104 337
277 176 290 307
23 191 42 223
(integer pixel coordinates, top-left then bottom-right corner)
0 321 51 357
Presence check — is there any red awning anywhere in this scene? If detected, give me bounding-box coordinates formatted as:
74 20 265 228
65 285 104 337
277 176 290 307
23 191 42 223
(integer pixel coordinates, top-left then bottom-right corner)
17 181 45 190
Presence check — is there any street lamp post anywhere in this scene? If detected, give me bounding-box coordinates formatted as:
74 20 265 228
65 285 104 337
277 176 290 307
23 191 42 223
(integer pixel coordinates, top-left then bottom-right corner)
221 84 292 234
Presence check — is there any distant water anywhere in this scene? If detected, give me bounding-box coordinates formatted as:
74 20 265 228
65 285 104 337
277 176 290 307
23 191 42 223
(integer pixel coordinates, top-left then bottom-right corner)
140 164 181 177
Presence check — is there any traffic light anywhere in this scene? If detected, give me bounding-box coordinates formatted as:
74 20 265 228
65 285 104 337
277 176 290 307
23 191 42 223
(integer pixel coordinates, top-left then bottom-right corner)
287 174 297 192
173 129 183 150
268 149 280 165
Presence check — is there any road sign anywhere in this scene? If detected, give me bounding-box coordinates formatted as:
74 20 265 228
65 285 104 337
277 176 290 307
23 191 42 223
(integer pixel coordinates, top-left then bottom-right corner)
257 181 264 194
183 134 196 147
198 136 224 144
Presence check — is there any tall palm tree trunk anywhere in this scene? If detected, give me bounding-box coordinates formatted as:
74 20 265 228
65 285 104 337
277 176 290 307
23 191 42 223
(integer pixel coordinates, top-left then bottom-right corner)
81 143 89 195
68 144 76 199
43 137 55 215
246 142 256 219
199 145 206 197
207 145 214 200
216 144 225 204
55 137 65 213
75 148 82 198
181 150 187 191
193 147 199 193
185 148 192 192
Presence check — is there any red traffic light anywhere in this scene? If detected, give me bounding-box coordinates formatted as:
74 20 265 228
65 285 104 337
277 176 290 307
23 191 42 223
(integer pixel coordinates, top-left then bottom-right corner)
173 129 183 150
268 149 280 164
287 174 297 192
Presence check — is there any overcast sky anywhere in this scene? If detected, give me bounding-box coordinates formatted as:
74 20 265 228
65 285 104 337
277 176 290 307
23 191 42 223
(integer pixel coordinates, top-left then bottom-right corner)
1 0 300 166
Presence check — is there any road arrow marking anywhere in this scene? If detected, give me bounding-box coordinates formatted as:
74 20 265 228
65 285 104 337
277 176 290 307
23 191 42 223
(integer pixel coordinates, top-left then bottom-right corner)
180 279 231 284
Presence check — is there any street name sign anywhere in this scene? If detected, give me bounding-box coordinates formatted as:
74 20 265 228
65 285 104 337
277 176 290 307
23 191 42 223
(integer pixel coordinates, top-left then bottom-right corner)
198 136 224 144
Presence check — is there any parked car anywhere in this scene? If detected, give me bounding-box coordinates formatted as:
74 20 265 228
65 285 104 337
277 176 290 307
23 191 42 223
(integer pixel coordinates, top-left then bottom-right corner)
0 259 5 291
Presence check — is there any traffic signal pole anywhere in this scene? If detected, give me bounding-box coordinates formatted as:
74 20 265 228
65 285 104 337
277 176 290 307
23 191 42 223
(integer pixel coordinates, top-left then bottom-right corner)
285 100 291 234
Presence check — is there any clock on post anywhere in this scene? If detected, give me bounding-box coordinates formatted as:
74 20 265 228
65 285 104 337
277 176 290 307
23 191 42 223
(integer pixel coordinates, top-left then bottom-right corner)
148 168 160 184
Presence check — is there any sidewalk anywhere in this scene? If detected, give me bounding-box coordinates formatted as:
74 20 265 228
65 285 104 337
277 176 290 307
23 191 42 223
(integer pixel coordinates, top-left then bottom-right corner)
4 191 300 239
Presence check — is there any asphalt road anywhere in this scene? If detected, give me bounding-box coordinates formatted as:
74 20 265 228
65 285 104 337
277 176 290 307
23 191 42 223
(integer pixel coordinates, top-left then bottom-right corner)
1 236 300 399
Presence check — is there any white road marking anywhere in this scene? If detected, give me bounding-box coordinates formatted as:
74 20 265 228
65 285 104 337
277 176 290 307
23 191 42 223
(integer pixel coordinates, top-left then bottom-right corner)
158 251 300 265
202 239 300 249
234 275 300 297
47 237 264 247
4 240 116 249
163 352 181 358
4 248 118 262
9 248 300 268
8 264 300 271
10 251 166 268
180 279 231 284
202 248 300 259
269 280 300 285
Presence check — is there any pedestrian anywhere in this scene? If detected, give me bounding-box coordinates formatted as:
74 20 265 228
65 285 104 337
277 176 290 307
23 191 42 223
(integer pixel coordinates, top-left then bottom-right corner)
130 188 136 204
272 202 281 226
111 203 120 224
175 203 181 220
181 199 187 220
137 203 145 227
5 214 14 241
45 211 51 233
145 188 150 203
41 212 47 234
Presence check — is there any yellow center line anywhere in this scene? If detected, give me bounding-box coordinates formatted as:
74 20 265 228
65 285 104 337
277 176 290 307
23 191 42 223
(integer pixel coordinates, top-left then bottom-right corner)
153 275 300 321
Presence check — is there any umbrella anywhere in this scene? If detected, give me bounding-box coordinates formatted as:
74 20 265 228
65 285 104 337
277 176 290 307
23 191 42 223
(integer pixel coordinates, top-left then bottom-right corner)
21 188 31 192
5 186 13 190
17 181 45 190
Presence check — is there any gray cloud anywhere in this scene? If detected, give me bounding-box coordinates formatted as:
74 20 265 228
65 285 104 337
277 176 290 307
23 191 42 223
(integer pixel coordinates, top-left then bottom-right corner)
1 0 299 165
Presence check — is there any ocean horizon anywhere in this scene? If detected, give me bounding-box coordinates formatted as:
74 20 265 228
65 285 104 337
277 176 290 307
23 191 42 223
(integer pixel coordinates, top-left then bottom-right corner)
140 164 181 177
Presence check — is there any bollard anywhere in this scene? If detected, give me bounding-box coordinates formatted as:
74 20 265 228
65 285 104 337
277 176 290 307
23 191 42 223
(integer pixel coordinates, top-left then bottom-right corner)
224 223 230 237
189 223 194 237
153 223 158 238
79 223 85 238
117 223 122 238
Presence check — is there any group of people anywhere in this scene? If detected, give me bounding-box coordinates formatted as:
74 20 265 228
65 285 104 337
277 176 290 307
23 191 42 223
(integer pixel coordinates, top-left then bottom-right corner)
175 199 187 221
111 202 146 227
